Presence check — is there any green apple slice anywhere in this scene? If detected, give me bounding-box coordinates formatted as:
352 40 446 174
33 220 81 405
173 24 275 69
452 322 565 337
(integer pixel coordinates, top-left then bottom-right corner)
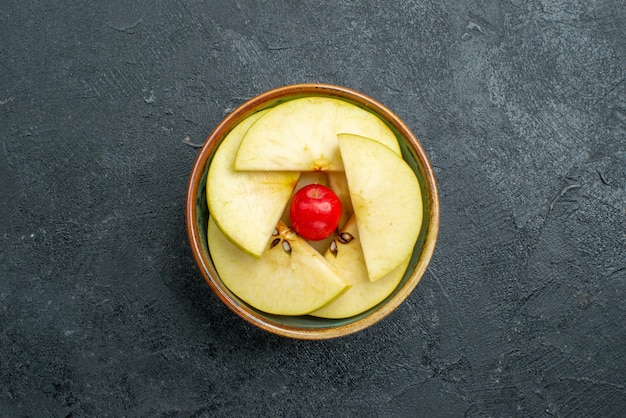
208 218 350 316
235 97 400 171
338 133 422 282
310 217 409 319
327 171 353 229
207 109 300 258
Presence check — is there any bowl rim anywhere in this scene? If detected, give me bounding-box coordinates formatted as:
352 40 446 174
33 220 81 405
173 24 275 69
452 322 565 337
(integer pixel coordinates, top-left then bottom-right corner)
186 83 440 339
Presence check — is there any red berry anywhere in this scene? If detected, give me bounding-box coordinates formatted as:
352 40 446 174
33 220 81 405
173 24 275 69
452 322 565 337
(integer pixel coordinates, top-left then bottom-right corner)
290 184 342 241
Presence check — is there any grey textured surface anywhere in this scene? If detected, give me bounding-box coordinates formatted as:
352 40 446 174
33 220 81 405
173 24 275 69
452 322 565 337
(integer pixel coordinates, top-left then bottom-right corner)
1 0 625 416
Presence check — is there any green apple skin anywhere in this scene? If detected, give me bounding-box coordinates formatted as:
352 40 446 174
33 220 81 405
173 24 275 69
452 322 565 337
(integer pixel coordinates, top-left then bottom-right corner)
310 217 409 319
208 218 350 316
207 109 300 258
234 97 400 172
338 133 422 282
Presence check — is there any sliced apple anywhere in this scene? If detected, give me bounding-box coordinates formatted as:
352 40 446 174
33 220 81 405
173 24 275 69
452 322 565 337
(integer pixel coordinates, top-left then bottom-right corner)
207 109 300 258
338 133 422 282
327 172 353 229
310 217 409 319
208 218 350 316
235 97 400 171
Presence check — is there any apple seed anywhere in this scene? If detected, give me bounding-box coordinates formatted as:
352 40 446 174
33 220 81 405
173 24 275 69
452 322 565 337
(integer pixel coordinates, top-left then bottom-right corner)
337 232 354 244
329 240 338 257
282 240 292 255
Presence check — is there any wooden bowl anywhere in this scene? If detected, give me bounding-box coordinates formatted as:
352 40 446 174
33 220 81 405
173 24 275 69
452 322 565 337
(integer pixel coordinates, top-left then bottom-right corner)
186 84 439 339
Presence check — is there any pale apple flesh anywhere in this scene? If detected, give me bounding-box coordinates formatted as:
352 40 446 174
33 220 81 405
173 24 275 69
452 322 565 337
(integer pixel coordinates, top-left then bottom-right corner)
207 109 300 258
234 97 400 172
338 133 423 282
205 99 423 318
310 217 409 319
208 218 350 316
327 171 353 230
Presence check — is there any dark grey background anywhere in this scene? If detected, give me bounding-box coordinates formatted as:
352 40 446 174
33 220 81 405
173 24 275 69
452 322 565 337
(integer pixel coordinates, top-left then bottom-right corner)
1 1 625 416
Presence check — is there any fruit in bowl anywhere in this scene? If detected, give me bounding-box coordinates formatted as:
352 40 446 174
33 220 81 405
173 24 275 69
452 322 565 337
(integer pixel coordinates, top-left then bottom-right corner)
186 84 439 339
289 183 343 242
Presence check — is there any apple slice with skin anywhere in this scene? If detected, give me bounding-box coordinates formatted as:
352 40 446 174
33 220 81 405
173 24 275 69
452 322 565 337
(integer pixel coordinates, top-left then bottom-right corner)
235 97 400 171
338 133 423 282
208 218 350 316
310 217 409 319
207 109 300 258
327 171 353 230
